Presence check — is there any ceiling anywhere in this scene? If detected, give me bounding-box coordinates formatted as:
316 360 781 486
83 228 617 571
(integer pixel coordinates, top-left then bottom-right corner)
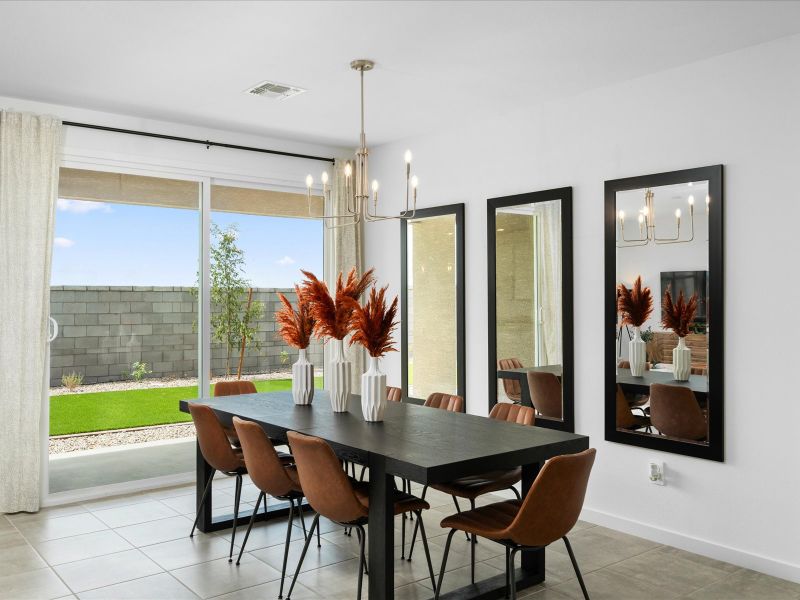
2 1 799 147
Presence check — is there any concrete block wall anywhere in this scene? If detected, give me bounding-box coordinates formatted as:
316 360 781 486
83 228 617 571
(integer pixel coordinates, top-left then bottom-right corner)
49 286 324 386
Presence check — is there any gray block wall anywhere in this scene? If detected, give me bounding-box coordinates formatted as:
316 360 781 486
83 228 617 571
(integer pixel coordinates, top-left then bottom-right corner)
49 286 324 387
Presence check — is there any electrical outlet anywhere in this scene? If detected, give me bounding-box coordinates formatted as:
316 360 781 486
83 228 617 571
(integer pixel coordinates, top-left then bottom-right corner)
648 460 665 485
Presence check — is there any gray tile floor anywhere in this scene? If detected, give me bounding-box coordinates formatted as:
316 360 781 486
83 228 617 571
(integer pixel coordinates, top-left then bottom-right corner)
2 478 798 600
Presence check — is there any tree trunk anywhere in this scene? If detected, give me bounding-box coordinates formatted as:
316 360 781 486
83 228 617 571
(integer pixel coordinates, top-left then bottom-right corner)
237 288 254 380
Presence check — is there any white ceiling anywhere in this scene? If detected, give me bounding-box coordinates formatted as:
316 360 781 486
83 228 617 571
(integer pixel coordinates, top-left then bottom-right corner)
2 1 799 147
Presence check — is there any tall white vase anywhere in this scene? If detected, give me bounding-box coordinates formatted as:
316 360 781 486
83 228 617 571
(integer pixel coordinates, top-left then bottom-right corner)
361 356 387 422
329 338 352 412
673 336 691 381
629 326 646 376
292 348 314 405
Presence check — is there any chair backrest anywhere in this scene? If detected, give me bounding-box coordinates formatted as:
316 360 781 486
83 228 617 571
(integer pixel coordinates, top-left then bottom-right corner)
498 358 524 400
618 360 650 371
214 380 258 396
489 402 535 426
387 386 402 402
233 417 295 497
189 404 242 473
525 372 563 419
287 431 368 524
649 384 707 441
615 385 640 430
424 392 464 412
504 448 596 547
691 366 707 376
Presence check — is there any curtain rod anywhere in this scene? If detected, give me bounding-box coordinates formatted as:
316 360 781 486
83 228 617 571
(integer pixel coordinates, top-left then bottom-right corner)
62 121 336 163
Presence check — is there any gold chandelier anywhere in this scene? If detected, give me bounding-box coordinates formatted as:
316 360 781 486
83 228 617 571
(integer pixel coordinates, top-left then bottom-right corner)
616 187 709 247
306 60 418 228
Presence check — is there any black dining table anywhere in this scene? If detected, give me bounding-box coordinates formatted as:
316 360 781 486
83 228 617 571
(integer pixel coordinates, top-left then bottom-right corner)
616 368 708 399
179 390 588 599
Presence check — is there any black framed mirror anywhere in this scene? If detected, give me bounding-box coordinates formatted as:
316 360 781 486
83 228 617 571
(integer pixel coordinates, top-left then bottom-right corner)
605 165 724 461
488 188 574 432
401 204 466 407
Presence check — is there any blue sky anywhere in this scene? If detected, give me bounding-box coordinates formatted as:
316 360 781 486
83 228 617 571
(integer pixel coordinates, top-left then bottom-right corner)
52 200 323 287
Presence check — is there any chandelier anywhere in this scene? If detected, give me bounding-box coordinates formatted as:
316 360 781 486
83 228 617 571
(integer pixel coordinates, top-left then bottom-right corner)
306 59 418 228
616 187 708 247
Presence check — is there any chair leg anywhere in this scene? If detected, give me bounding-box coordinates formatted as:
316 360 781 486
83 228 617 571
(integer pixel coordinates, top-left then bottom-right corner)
297 500 308 538
470 500 476 583
401 506 406 559
563 536 590 600
415 511 436 590
359 465 367 481
505 546 511 598
190 469 216 537
236 491 264 565
285 513 319 600
278 498 295 599
355 524 366 600
509 547 520 600
228 473 243 562
452 496 471 542
509 486 521 500
434 529 457 600
406 485 427 560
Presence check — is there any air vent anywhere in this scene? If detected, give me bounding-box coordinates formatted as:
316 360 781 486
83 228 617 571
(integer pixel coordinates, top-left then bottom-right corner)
245 80 306 100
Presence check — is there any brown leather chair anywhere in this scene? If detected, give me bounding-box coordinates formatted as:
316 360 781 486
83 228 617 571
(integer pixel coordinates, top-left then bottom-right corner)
283 431 437 600
188 404 247 562
650 384 707 441
408 403 536 582
214 380 258 396
424 392 464 412
498 358 524 403
617 360 650 371
435 448 597 600
526 371 563 419
615 385 651 432
387 386 402 402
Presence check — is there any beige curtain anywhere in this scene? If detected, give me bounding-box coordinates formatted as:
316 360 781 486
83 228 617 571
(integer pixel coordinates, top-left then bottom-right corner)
535 201 562 365
0 111 61 513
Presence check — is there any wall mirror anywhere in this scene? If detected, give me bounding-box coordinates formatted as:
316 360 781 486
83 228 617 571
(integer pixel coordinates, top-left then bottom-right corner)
488 188 573 431
605 165 724 461
401 204 465 406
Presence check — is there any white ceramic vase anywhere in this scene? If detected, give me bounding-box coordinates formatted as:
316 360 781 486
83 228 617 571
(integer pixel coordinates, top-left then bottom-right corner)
292 348 314 405
673 336 691 381
629 326 647 376
361 356 387 422
329 338 352 412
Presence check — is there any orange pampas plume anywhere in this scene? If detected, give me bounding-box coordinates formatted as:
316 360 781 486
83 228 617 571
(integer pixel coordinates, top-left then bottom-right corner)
300 267 375 340
617 276 653 328
346 286 399 358
661 288 698 338
275 286 315 349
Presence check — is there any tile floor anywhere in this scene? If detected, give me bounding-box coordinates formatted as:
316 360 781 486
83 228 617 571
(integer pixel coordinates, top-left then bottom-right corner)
1 477 798 600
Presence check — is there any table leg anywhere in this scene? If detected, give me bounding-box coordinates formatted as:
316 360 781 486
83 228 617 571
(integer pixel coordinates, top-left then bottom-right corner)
368 455 394 599
519 463 544 575
196 441 214 533
520 374 532 408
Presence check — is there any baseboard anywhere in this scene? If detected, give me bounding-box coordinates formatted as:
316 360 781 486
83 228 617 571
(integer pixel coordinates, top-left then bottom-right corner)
43 471 195 507
580 507 800 584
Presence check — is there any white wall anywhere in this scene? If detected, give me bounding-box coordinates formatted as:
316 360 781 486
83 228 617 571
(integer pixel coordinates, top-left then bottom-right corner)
365 35 800 581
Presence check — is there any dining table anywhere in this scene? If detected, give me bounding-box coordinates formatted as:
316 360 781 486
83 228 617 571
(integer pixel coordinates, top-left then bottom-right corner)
179 390 589 599
616 368 708 399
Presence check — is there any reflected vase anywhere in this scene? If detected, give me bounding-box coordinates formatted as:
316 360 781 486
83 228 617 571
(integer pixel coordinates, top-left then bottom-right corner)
629 326 646 376
292 348 314 405
673 336 691 381
361 356 387 422
329 338 352 412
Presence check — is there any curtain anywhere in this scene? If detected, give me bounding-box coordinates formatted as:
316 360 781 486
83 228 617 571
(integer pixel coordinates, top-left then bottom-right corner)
325 158 366 392
535 201 562 365
0 111 61 513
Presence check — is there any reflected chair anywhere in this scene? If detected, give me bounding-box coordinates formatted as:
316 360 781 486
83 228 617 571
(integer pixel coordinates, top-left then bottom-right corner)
435 448 597 600
615 385 651 432
408 403 536 583
424 392 464 412
691 366 708 376
526 371 563 420
188 404 246 562
387 386 403 402
498 358 524 403
617 360 650 371
649 384 707 441
284 431 437 600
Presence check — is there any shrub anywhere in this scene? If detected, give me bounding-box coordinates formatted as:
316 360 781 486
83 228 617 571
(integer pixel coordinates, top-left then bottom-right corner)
130 361 152 382
62 372 83 391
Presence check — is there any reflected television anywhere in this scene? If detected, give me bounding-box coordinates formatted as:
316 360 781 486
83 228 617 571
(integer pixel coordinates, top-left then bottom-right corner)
660 271 708 324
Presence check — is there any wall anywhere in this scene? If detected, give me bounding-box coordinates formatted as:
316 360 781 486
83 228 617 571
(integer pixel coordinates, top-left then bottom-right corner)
365 35 800 581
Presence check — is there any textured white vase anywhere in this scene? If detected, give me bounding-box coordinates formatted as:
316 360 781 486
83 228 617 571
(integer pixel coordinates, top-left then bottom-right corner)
361 356 387 422
329 338 352 412
673 336 691 381
629 326 646 376
292 348 314 405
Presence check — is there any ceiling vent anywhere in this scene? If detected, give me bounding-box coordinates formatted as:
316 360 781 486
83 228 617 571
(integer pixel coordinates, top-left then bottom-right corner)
245 80 306 100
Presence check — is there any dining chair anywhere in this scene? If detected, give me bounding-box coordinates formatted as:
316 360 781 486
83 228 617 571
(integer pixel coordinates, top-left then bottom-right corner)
617 360 650 371
188 404 247 562
435 448 597 600
498 357 524 403
232 417 318 598
615 385 651 432
525 371 563 420
214 380 257 445
387 386 403 402
283 431 437 600
424 392 464 412
649 384 707 441
407 403 535 582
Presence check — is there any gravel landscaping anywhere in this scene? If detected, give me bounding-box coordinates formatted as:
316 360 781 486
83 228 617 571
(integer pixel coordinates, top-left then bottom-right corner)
50 423 196 454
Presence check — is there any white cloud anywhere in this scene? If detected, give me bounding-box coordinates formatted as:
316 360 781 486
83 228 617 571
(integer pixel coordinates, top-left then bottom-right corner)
57 199 112 214
276 255 296 266
53 237 75 248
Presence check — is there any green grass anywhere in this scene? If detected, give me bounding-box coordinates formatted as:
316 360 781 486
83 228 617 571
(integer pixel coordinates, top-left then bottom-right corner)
50 377 324 436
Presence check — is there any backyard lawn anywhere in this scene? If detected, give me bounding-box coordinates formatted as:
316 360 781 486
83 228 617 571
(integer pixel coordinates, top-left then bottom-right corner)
50 377 324 436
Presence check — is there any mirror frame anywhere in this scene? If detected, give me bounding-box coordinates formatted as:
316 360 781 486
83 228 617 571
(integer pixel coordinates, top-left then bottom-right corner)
487 188 574 432
604 165 724 461
400 203 466 408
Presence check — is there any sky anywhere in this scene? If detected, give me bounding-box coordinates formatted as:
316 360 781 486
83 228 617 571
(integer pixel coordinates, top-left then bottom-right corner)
51 199 323 287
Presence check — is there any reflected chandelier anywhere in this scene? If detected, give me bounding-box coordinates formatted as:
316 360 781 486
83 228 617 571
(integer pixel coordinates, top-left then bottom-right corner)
306 59 418 228
616 187 709 247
